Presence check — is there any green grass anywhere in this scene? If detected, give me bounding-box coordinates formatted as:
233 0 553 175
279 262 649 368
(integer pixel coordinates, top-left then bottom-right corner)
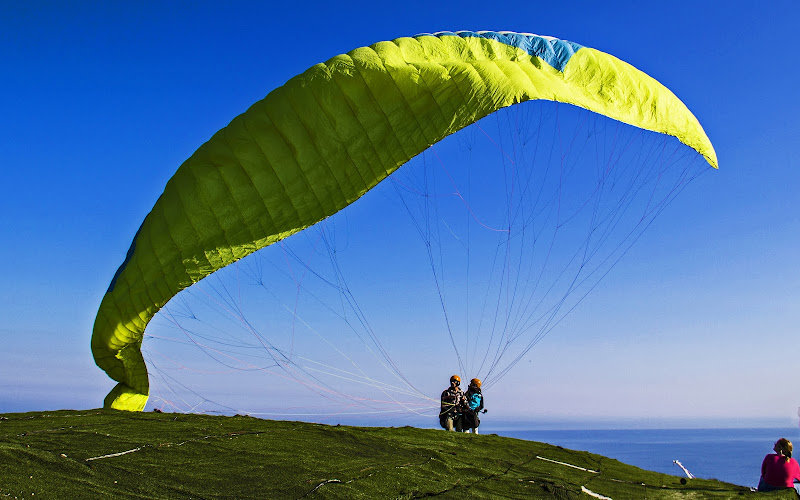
0 409 794 499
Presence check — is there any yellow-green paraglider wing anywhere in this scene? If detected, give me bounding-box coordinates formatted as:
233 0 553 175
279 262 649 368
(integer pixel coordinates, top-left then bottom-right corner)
92 31 717 411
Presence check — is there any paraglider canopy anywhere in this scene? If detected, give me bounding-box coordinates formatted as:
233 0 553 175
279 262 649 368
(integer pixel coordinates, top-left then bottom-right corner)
92 30 716 411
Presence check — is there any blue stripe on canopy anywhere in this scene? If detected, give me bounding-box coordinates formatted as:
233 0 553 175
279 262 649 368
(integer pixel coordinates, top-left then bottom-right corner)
424 31 583 72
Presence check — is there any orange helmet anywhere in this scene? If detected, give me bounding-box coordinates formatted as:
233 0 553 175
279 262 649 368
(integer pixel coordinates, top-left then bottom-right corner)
450 375 461 385
470 378 481 388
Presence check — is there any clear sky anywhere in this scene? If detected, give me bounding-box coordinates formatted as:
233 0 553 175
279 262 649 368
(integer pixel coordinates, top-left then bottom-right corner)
2 1 799 428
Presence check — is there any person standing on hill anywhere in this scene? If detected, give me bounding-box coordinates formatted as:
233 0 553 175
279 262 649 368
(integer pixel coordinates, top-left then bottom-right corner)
440 375 464 431
461 378 484 434
758 438 800 492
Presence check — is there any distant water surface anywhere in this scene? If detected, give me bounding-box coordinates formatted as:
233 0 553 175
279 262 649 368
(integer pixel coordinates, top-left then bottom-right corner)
485 427 800 488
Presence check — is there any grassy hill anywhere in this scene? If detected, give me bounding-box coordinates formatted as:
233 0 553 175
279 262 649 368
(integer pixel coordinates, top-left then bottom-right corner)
0 409 794 499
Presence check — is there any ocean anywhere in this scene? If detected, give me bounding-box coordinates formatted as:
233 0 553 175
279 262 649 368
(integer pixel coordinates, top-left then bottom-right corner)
484 427 800 489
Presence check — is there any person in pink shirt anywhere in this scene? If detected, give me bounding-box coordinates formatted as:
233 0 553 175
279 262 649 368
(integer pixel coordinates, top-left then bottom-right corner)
758 438 800 492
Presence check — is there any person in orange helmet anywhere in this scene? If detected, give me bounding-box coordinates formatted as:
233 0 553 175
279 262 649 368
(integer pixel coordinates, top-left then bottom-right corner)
439 375 464 431
461 378 485 434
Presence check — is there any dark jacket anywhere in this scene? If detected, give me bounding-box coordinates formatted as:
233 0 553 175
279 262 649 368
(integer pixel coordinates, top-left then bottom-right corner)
440 386 464 417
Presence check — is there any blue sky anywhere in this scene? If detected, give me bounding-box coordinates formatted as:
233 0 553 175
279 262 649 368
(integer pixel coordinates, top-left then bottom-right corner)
2 1 799 428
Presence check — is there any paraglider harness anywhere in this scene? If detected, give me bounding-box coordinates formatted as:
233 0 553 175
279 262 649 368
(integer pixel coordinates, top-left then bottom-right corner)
461 386 484 431
439 386 464 430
